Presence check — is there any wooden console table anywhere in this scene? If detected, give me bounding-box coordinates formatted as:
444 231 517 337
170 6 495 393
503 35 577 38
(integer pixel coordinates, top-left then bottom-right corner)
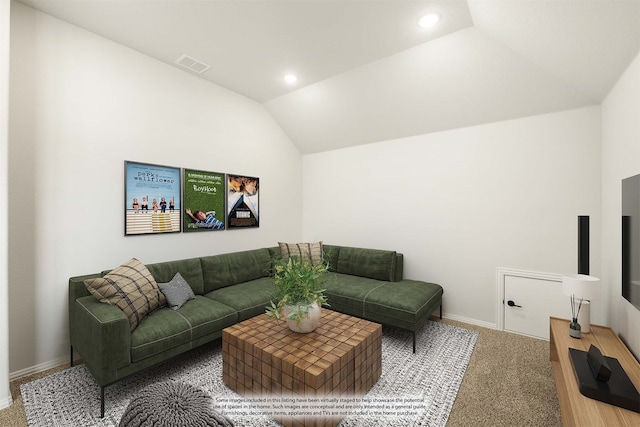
550 317 640 426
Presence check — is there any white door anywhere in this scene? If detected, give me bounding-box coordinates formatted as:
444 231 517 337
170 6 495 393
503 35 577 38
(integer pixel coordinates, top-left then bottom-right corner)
500 270 569 340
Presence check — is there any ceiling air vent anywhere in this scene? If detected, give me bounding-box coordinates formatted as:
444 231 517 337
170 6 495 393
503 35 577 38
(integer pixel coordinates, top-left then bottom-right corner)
175 54 210 74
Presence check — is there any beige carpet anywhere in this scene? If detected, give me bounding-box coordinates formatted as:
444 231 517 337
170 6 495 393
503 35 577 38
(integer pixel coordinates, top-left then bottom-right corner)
444 319 561 427
0 319 561 426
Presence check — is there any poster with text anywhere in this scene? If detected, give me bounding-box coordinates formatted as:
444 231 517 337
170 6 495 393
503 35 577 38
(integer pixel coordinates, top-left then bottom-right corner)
227 174 259 229
183 169 226 232
125 161 181 235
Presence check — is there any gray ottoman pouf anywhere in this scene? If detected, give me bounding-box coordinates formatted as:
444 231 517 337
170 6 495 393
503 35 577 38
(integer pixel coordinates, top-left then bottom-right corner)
119 381 234 427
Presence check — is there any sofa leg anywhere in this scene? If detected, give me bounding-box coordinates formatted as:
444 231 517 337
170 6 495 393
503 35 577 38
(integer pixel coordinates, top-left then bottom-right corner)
413 331 416 354
70 346 74 367
440 304 442 319
100 386 105 418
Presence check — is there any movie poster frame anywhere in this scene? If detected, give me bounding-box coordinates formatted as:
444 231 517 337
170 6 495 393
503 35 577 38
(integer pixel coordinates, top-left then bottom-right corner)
227 174 260 229
183 168 226 232
124 161 182 236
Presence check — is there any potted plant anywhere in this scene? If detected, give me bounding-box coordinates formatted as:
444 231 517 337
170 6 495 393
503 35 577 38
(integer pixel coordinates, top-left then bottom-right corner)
265 256 329 333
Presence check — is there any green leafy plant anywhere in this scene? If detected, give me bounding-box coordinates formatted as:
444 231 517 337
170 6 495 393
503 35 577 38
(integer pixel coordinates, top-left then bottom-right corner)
265 256 329 327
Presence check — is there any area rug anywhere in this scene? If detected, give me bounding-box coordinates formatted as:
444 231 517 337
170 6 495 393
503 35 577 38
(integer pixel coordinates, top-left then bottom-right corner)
21 321 478 427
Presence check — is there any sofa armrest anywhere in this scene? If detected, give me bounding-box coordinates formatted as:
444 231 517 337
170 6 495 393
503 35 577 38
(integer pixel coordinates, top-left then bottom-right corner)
69 274 99 314
71 296 131 385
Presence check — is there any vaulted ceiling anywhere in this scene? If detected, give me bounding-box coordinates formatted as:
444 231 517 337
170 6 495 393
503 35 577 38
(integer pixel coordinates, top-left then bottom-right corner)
17 0 640 153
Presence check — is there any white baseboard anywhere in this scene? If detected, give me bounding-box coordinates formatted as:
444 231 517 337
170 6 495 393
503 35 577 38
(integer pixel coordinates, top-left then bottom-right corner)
0 395 13 411
442 313 548 341
9 354 79 381
442 313 497 330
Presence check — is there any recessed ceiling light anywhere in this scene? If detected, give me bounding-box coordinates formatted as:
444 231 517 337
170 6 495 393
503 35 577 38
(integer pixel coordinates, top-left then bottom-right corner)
284 74 298 85
418 13 440 29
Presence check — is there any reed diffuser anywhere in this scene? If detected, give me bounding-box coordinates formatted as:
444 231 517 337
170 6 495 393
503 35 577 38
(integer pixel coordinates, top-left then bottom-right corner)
569 294 583 339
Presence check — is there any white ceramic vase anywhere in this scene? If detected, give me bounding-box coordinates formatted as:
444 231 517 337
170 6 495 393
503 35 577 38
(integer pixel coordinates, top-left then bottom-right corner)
283 302 321 333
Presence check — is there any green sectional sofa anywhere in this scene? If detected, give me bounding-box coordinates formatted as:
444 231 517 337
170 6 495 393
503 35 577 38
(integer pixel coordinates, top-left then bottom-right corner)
68 244 443 417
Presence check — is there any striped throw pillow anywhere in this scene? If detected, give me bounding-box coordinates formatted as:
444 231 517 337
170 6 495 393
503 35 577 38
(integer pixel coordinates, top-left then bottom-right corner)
278 241 324 264
84 258 166 331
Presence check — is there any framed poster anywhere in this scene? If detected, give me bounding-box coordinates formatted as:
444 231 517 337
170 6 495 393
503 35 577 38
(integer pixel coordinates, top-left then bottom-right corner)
124 161 181 235
183 168 226 231
227 174 260 229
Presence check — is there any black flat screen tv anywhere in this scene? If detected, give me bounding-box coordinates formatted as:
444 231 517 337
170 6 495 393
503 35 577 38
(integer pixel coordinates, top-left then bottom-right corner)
622 173 640 310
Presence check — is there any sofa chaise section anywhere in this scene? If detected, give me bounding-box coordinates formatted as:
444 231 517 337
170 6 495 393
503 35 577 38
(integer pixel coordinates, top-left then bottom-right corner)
321 245 443 352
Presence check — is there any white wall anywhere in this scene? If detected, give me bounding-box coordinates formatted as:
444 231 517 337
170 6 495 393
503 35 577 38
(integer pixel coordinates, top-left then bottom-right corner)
8 0 636 382
0 0 12 411
602 51 640 358
303 106 602 327
8 3 302 376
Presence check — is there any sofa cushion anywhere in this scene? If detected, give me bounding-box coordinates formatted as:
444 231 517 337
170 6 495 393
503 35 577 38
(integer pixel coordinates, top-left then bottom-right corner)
363 280 444 330
84 258 166 332
158 272 196 310
200 248 271 293
336 247 397 281
130 296 237 362
206 277 273 322
146 257 204 295
278 241 323 264
323 273 443 330
322 272 387 313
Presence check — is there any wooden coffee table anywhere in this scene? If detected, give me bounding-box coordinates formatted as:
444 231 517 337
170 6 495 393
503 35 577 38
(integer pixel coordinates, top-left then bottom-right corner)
222 309 382 427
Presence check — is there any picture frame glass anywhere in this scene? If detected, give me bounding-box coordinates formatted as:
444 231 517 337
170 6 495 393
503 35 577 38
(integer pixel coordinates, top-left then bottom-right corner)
227 174 259 228
125 161 181 235
183 168 226 232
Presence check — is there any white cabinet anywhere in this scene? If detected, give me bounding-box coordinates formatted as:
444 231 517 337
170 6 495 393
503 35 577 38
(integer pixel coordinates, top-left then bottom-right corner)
497 269 569 340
